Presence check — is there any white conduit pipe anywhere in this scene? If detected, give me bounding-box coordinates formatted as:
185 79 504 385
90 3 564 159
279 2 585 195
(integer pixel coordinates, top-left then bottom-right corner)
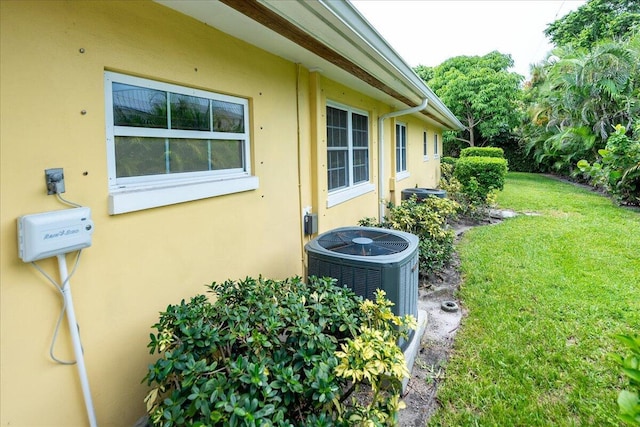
377 98 429 222
57 254 98 427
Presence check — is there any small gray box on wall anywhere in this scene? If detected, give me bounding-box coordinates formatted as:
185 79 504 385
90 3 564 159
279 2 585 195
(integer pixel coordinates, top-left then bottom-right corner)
304 213 318 235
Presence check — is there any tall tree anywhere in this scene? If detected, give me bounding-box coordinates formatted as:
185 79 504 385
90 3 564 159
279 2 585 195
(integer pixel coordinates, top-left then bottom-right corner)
417 51 522 147
545 0 640 49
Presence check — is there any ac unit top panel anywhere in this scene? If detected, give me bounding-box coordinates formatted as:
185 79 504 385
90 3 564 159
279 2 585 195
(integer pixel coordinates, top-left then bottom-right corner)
305 226 418 264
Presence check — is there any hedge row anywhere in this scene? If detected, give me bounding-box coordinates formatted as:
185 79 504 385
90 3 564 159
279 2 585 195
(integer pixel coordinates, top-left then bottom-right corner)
460 147 505 158
455 156 508 195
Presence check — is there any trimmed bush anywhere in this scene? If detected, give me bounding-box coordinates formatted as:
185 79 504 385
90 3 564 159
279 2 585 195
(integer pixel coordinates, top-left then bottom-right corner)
440 163 490 221
143 276 415 427
454 156 508 201
441 156 458 166
460 146 504 158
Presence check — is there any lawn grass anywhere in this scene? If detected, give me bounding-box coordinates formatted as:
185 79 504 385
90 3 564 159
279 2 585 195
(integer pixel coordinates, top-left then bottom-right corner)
428 172 640 426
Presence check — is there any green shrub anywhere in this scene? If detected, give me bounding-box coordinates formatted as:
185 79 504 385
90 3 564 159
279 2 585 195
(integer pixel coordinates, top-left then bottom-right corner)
441 156 458 166
143 276 415 427
360 196 459 276
460 147 504 158
440 163 498 221
500 139 542 173
454 156 508 201
610 334 640 425
578 124 640 205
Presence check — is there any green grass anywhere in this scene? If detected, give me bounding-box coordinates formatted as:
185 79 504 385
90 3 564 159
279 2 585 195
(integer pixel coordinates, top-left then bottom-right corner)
428 172 640 426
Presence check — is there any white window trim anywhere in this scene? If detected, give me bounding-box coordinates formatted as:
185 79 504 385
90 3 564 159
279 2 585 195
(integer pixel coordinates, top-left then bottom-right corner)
423 130 429 162
395 122 408 173
109 175 259 214
327 182 375 208
434 133 440 159
326 101 372 207
396 171 411 181
104 71 257 214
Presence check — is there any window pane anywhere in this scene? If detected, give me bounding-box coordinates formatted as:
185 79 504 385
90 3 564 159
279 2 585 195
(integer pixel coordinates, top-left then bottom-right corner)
423 132 428 156
169 139 210 173
396 125 406 172
211 140 243 170
352 113 368 147
170 94 210 131
327 106 348 147
328 150 348 190
353 149 369 183
213 100 244 133
112 83 167 128
115 136 167 177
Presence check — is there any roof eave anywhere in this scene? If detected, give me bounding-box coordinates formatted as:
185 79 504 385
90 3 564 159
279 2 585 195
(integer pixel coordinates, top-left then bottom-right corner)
154 0 464 130
316 1 463 130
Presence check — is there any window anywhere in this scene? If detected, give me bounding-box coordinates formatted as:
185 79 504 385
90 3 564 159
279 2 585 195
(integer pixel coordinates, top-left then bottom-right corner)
434 133 440 158
395 123 408 179
423 130 429 161
105 72 258 214
326 103 374 207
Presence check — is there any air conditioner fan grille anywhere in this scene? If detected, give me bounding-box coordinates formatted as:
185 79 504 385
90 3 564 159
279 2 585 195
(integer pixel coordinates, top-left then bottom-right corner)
316 228 409 256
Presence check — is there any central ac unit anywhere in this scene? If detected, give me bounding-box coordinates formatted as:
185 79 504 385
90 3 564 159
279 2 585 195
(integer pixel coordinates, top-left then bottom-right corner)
305 227 419 349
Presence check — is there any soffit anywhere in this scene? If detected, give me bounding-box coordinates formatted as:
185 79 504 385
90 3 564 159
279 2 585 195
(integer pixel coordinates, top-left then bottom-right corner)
154 0 463 130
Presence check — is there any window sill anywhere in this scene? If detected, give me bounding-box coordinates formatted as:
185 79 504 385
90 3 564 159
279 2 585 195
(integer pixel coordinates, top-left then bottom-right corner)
327 183 375 208
396 171 410 181
108 175 259 214
423 155 430 162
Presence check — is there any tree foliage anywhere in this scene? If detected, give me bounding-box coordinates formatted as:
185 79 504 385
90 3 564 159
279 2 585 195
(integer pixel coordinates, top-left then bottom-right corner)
545 0 640 49
521 35 640 173
413 64 434 83
416 51 523 148
578 124 640 205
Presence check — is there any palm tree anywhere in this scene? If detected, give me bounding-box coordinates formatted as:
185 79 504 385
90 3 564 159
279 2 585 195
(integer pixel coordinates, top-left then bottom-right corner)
523 34 639 172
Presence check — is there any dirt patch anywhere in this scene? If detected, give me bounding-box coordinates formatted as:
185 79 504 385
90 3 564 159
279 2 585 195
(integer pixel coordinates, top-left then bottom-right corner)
397 253 463 426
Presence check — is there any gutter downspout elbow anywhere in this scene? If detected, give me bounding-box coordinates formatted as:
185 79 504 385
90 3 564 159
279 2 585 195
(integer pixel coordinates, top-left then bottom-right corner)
377 98 429 222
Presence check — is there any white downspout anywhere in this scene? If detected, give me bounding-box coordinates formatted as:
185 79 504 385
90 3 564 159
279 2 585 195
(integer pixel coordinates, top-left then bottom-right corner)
377 98 429 222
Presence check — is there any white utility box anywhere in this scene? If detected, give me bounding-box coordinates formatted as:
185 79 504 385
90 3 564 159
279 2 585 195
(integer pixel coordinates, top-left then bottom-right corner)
18 207 94 262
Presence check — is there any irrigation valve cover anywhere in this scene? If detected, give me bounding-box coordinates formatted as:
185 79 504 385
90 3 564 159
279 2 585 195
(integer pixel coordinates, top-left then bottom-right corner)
18 207 94 262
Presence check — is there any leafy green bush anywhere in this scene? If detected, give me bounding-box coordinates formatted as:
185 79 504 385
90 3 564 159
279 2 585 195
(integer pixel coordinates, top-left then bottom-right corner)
611 334 640 425
359 196 459 276
454 156 508 202
143 276 415 427
460 147 504 158
440 161 500 221
441 156 458 166
578 124 640 205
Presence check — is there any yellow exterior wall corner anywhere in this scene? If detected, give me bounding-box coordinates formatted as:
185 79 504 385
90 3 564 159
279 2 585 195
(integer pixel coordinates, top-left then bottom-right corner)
0 1 447 425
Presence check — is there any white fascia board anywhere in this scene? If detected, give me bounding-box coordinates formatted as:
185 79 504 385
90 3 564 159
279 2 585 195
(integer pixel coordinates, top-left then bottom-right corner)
311 1 464 130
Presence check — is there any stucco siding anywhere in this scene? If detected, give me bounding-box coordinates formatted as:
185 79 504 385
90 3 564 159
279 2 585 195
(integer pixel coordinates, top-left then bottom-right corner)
1 1 302 425
0 1 446 425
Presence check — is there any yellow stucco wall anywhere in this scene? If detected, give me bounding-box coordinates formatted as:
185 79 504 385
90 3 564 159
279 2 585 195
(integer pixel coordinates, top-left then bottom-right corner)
1 1 445 425
1 1 304 425
312 76 383 233
388 117 443 206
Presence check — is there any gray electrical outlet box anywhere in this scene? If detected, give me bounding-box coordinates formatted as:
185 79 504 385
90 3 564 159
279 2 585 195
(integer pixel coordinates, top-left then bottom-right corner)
45 168 65 195
304 213 318 236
